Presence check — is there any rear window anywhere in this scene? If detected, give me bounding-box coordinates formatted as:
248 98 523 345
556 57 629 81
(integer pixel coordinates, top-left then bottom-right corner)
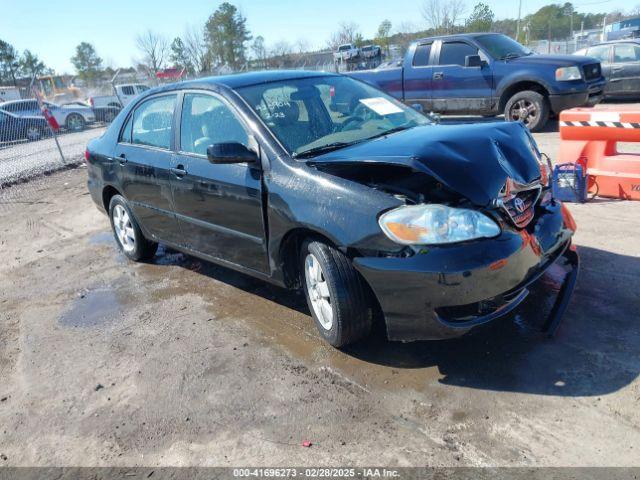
438 42 478 66
413 43 432 66
121 86 135 96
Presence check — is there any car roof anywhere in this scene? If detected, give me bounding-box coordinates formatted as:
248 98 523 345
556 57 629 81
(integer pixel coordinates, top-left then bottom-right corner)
168 70 340 90
415 32 498 43
1 99 36 105
587 39 640 46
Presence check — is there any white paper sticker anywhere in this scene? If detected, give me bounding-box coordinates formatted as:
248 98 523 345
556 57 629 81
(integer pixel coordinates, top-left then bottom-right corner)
359 97 404 116
590 112 620 122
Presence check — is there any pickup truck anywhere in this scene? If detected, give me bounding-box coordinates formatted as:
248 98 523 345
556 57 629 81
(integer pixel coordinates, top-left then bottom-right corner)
88 83 150 110
334 44 360 62
348 33 606 131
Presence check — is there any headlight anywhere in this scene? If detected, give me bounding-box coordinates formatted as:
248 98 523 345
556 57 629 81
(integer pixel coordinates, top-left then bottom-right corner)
555 66 582 81
525 130 552 186
378 204 501 245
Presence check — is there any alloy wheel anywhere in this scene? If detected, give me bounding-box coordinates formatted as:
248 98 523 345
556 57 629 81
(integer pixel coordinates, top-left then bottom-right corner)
67 114 84 131
26 127 41 141
112 204 136 253
509 99 539 127
304 253 333 330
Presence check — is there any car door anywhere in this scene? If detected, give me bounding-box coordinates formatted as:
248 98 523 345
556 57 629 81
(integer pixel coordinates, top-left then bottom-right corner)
113 93 182 243
610 43 640 96
403 41 434 111
431 40 493 114
584 45 613 95
170 91 268 273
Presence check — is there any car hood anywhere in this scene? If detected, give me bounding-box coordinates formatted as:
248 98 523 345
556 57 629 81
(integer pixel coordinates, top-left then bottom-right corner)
507 53 598 67
309 122 542 207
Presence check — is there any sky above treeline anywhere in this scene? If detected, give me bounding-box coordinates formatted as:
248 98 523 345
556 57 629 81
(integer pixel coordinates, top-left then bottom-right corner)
1 0 633 72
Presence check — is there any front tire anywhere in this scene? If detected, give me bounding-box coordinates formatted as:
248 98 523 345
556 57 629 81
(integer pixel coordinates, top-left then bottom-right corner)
300 240 372 347
66 113 85 132
505 90 549 132
108 195 157 262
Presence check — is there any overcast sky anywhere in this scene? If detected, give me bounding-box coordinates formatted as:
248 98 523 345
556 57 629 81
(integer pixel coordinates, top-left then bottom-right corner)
1 0 633 73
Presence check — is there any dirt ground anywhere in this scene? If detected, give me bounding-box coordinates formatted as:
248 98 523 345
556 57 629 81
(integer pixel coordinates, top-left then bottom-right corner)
0 139 639 467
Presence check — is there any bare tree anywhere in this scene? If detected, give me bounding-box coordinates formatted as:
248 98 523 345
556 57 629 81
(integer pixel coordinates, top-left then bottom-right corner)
327 22 361 50
136 30 169 74
269 40 293 68
421 0 466 34
183 25 210 74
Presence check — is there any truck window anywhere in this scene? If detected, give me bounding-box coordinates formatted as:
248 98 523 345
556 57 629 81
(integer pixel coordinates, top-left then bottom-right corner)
438 42 478 66
121 86 135 96
413 44 432 66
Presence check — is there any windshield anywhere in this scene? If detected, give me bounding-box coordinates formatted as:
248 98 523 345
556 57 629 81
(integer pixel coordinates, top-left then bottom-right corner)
237 75 431 157
475 34 532 59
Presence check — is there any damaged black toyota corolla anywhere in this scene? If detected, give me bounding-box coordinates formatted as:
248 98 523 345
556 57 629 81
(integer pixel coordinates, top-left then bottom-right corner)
86 71 579 347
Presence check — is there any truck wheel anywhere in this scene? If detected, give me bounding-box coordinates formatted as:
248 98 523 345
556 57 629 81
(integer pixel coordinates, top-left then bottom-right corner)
108 195 158 262
505 90 549 132
300 239 372 347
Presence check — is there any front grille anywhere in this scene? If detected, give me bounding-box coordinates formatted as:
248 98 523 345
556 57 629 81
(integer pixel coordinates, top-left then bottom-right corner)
502 188 540 228
582 63 601 81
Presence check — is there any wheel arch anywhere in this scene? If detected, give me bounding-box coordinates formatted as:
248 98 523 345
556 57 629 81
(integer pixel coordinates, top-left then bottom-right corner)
102 184 122 212
277 227 343 289
498 80 550 112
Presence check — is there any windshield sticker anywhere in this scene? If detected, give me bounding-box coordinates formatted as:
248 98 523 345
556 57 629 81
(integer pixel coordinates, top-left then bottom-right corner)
359 97 403 116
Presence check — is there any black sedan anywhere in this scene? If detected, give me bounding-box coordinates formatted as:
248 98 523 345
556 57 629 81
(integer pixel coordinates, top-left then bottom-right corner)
0 109 50 143
86 71 579 347
574 40 640 98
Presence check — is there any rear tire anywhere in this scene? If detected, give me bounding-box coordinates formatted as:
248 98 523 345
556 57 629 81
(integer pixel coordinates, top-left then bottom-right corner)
505 90 549 132
300 239 372 347
108 195 157 262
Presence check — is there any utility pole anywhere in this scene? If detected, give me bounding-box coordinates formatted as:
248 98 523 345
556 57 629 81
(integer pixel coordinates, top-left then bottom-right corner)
516 0 523 40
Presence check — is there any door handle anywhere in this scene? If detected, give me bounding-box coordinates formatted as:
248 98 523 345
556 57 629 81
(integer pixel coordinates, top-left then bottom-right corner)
433 71 444 80
170 165 187 178
611 66 623 72
118 153 127 165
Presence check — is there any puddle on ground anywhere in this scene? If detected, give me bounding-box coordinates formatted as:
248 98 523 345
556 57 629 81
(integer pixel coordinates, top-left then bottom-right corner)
59 289 124 327
88 231 115 247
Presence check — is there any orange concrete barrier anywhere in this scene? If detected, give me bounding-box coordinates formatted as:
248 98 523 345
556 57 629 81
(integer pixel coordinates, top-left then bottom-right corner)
558 106 640 200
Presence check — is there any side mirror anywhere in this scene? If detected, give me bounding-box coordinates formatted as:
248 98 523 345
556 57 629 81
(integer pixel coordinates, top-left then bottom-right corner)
465 54 482 68
207 142 257 164
410 103 424 112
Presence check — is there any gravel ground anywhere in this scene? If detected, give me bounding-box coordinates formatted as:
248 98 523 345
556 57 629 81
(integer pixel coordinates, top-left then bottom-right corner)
0 126 106 186
0 114 639 467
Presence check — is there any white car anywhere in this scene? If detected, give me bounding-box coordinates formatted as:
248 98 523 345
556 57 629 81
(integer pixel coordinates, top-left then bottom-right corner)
0 99 95 131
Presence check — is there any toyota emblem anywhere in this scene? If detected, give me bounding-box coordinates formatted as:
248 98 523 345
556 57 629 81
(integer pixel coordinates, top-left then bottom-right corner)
513 197 526 213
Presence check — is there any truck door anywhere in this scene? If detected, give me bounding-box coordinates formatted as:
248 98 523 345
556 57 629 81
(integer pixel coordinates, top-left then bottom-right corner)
431 40 493 114
402 41 434 111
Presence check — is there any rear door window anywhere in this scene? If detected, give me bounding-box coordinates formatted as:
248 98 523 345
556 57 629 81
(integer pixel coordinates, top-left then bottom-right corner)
438 42 478 66
131 94 176 149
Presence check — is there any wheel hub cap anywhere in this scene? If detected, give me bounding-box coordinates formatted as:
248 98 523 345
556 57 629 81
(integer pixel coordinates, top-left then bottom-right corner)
304 253 333 330
112 205 136 253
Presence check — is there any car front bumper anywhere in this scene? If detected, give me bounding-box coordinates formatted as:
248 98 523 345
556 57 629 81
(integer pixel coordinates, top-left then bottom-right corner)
354 200 578 341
